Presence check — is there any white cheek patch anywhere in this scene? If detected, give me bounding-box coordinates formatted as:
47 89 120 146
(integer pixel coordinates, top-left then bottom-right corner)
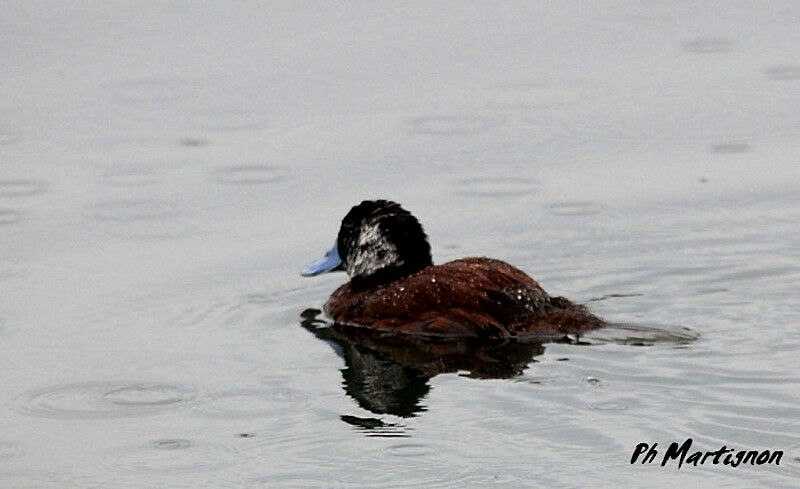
346 222 403 277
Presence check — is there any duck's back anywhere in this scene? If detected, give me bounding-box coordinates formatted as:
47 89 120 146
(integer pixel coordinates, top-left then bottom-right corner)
325 257 603 338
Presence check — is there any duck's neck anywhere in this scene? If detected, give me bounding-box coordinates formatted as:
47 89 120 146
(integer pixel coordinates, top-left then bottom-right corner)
349 261 431 289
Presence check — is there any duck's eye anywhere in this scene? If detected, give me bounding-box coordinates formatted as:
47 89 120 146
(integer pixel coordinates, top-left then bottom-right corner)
376 250 386 260
359 243 369 252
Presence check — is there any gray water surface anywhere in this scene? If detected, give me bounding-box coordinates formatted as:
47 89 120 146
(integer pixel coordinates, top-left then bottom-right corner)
2 1 799 487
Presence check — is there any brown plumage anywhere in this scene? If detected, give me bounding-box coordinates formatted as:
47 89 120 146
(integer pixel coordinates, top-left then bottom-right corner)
325 257 604 338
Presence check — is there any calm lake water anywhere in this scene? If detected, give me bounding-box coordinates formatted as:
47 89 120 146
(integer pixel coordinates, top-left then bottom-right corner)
2 1 799 487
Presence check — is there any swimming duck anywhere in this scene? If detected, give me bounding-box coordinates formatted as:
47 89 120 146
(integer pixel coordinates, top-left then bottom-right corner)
301 200 603 338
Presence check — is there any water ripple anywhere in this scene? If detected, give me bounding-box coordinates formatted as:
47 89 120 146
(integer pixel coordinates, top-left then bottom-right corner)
682 38 735 53
710 142 751 153
0 209 23 226
546 201 603 216
0 127 20 145
179 138 209 147
191 386 308 419
88 199 178 222
553 89 800 142
0 472 93 489
0 180 48 197
383 442 438 457
99 168 159 188
244 461 495 489
582 322 700 346
212 165 287 185
86 199 197 239
16 381 197 419
107 437 243 473
0 441 21 460
452 177 539 198
244 474 349 488
764 65 800 81
406 115 499 136
279 110 628 166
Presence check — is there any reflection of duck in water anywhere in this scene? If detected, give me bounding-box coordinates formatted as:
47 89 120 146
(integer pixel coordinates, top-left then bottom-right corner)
300 309 547 417
301 200 604 338
300 310 699 419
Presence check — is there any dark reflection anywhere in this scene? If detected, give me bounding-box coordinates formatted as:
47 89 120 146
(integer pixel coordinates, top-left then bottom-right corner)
300 309 549 418
339 414 410 437
300 309 699 425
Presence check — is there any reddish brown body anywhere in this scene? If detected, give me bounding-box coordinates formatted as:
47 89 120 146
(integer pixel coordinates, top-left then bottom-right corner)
325 257 604 338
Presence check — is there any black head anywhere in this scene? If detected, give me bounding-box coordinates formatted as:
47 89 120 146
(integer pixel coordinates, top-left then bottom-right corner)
301 200 433 287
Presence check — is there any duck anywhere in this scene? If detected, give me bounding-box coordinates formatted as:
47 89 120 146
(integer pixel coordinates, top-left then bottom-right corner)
301 200 604 339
